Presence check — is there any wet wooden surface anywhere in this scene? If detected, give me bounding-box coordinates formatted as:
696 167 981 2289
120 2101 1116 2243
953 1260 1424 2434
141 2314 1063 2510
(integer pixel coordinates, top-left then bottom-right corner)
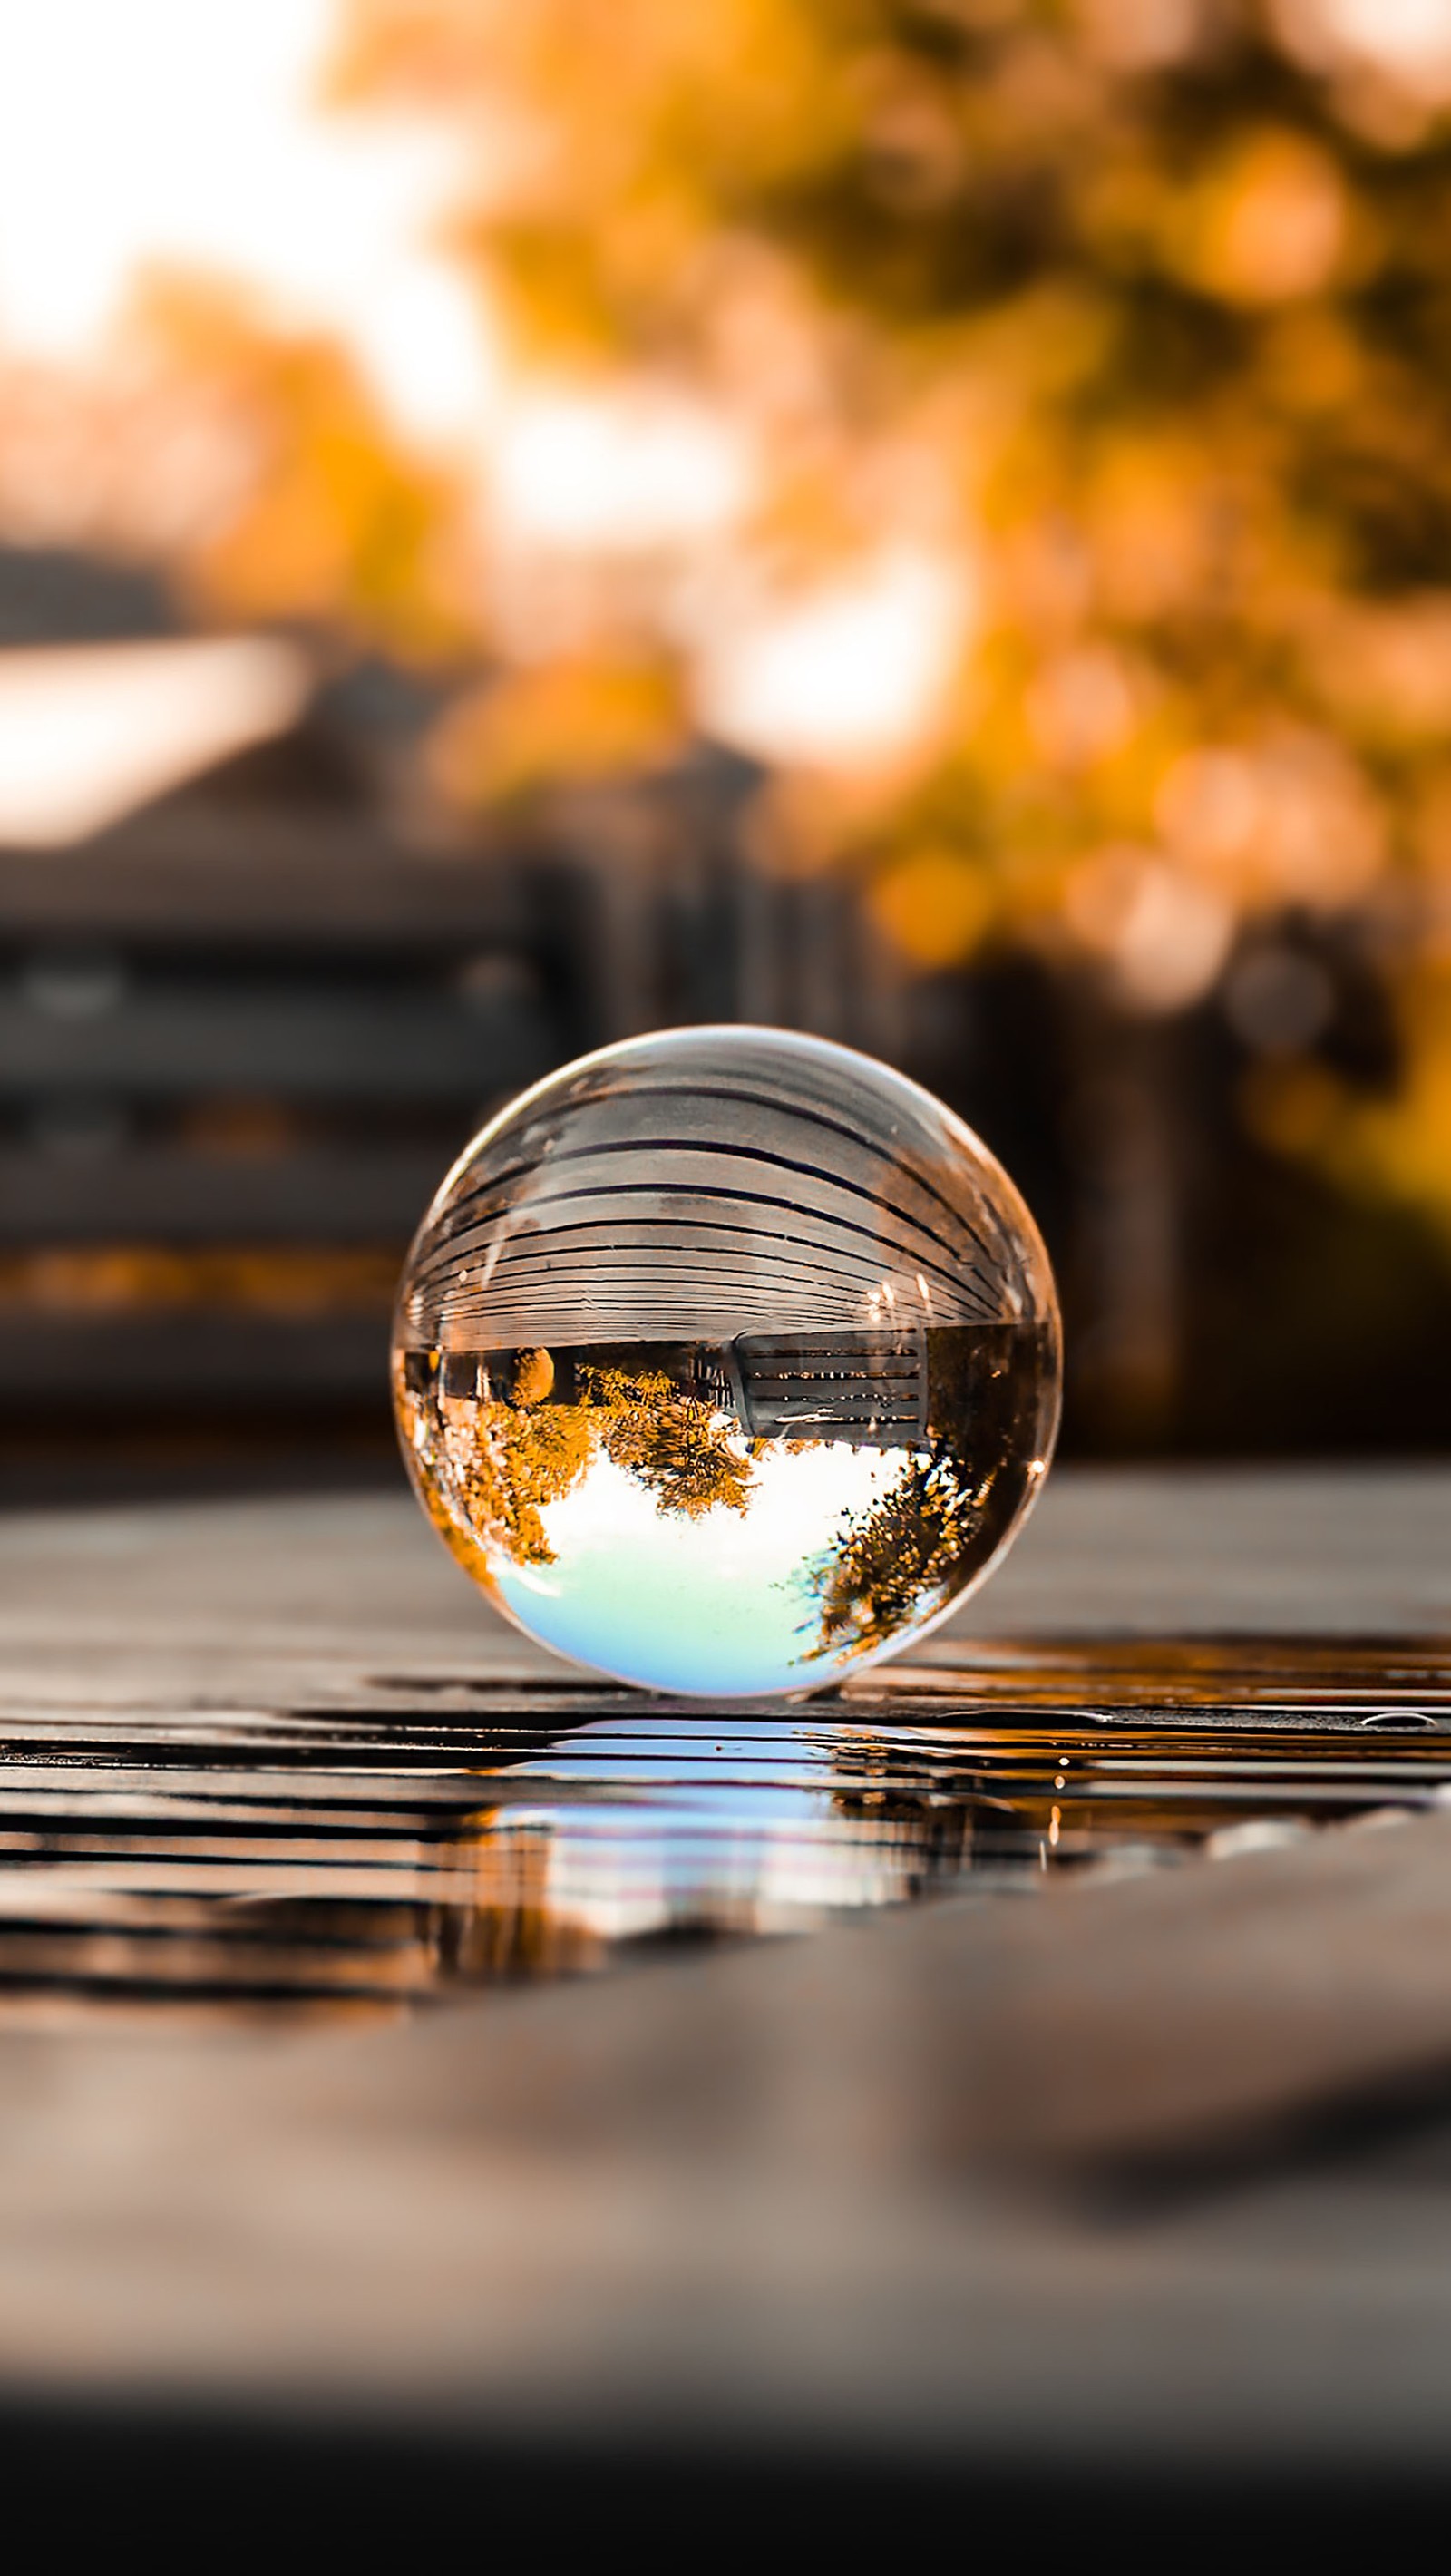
3 1460 1449 1691
4 1463 1451 2499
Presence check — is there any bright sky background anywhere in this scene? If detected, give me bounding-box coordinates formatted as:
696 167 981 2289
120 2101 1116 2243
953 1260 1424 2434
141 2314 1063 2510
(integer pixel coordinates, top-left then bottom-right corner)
0 0 972 778
0 0 495 444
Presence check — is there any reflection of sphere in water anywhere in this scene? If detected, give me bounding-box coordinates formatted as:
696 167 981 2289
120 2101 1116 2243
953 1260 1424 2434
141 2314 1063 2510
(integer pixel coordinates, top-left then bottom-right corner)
393 1027 1060 1699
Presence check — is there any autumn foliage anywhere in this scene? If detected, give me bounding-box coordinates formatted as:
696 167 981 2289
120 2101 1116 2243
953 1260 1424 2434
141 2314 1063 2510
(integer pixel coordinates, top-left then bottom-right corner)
318 3 1451 1265
401 1348 756 1573
102 4 1451 1293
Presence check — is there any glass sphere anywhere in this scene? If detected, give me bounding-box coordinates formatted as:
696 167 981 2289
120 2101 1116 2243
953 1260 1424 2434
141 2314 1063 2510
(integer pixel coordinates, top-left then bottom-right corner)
393 1027 1060 1698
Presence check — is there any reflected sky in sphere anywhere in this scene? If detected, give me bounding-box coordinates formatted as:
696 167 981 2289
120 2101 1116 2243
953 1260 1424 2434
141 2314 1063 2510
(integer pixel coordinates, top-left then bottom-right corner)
497 1438 906 1697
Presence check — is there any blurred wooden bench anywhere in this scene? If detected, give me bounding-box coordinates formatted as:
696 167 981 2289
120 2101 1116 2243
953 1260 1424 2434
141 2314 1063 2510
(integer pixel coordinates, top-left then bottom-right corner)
0 801 576 1415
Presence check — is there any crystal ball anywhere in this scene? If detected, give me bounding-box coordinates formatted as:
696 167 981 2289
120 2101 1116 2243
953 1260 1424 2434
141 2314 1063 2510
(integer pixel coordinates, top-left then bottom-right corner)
393 1027 1060 1698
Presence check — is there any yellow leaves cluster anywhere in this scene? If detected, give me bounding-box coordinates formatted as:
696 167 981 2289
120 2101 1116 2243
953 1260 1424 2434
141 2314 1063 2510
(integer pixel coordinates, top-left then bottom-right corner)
342 0 857 360
439 1381 594 1569
136 283 473 658
431 1352 756 1571
427 653 688 812
287 2 1451 1242
1155 735 1386 913
1249 964 1451 1249
867 849 993 970
1171 128 1351 307
1303 597 1451 745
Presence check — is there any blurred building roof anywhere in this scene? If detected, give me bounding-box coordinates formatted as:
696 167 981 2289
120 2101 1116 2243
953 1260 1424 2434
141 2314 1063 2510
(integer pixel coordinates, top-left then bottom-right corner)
0 633 314 845
0 541 317 845
0 542 177 648
0 544 465 852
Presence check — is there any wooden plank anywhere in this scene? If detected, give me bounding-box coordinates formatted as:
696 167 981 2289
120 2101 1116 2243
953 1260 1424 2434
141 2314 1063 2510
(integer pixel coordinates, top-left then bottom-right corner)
3 1467 1443 1661
0 818 548 944
0 1472 1443 2470
0 1146 450 1243
0 1798 1448 2473
0 1311 392 1402
0 985 553 1098
944 1462 1451 1639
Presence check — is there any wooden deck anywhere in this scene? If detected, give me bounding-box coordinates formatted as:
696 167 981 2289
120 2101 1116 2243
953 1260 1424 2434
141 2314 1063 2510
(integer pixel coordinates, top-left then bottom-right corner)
3 1464 1451 2527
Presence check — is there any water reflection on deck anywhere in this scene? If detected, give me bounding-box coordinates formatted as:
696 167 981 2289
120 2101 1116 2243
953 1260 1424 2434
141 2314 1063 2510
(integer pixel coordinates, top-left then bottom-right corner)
0 1637 1446 2021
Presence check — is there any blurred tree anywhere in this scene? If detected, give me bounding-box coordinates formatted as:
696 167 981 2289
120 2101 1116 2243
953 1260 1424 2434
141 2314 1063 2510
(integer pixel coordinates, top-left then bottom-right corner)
95 0 1450 1449
321 5 1451 1341
133 278 478 660
428 651 690 809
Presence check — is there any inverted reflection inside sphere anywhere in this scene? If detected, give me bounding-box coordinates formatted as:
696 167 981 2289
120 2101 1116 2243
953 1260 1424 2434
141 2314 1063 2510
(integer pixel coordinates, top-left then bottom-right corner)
393 1028 1060 1698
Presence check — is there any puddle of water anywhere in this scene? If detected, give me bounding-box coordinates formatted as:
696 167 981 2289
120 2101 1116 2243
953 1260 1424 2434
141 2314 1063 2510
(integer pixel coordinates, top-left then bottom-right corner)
0 1637 1447 2024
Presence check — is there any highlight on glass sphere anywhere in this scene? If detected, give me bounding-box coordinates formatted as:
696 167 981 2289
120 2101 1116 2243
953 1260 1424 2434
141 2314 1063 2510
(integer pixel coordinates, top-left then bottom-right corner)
392 1027 1060 1699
